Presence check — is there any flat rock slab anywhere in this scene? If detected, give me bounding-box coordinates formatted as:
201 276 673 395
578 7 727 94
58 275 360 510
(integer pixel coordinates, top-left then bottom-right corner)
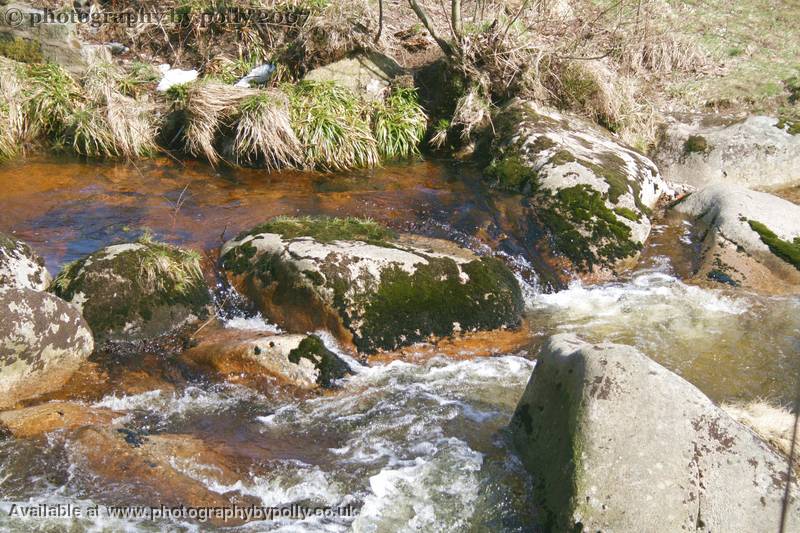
510 334 800 532
655 114 800 190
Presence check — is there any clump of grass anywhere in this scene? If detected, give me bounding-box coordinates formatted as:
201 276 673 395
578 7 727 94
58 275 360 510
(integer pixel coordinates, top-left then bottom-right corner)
0 59 27 161
372 87 427 160
287 81 378 170
429 118 450 150
136 232 204 295
233 90 306 170
82 61 158 158
748 219 800 271
167 80 256 165
25 63 83 139
451 86 491 142
118 61 160 98
68 107 118 157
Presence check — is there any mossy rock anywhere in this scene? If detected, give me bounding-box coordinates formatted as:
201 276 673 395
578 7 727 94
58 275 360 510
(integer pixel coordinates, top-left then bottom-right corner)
51 238 211 342
485 100 671 275
220 216 524 354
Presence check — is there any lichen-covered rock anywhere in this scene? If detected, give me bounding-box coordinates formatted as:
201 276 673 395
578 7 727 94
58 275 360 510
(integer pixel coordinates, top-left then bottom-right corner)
0 288 93 409
303 52 405 100
0 232 51 291
675 183 800 293
220 217 524 353
655 113 800 190
51 238 212 342
181 327 350 389
510 334 800 532
486 100 674 277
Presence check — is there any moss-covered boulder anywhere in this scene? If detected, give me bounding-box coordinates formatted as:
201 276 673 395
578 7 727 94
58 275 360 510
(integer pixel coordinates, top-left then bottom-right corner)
51 238 212 342
486 100 674 277
674 183 800 293
220 217 524 354
0 231 51 291
181 327 350 389
0 287 94 409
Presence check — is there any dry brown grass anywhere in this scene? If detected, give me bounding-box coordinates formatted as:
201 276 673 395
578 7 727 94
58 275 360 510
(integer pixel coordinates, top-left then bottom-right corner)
0 59 28 160
233 89 307 170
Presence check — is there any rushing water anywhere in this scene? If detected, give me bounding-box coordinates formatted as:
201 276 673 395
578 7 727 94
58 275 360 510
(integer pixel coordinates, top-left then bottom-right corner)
0 157 798 532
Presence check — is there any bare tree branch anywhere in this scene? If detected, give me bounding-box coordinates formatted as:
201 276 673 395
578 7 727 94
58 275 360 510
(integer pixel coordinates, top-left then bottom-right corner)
407 0 458 57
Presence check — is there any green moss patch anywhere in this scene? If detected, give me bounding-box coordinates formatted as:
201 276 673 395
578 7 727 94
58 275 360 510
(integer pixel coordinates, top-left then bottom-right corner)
287 335 350 386
239 216 396 245
538 185 641 271
357 256 524 353
748 219 800 270
0 37 43 64
683 135 710 154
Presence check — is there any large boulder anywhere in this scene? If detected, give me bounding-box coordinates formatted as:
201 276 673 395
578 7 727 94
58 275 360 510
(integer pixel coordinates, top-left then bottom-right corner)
0 3 111 74
486 100 674 278
655 113 800 190
0 231 50 290
220 217 524 354
303 51 405 100
510 334 800 532
0 287 93 409
51 238 212 342
674 183 800 293
181 327 350 389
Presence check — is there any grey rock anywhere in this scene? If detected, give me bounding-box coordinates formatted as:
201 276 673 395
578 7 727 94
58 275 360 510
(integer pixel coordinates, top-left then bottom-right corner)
234 63 275 88
674 183 800 293
303 52 404 101
510 334 800 532
487 100 674 276
0 287 93 409
0 232 50 291
655 113 800 190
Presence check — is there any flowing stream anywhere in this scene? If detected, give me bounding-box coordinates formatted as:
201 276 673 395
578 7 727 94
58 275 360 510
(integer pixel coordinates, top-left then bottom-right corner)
0 157 798 531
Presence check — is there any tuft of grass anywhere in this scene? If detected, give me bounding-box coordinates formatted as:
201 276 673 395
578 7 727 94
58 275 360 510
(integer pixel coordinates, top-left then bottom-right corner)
68 107 118 158
748 219 800 271
287 81 378 170
429 118 450 150
372 87 427 160
25 63 83 139
167 80 256 165
136 232 204 295
233 90 306 170
0 59 27 161
244 215 395 244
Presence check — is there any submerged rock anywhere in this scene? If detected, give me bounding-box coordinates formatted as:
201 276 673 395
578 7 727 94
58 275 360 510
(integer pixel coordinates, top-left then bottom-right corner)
655 114 800 190
0 288 93 409
51 238 212 342
510 334 800 532
0 401 121 439
220 217 524 353
303 52 404 100
486 100 674 278
181 326 350 389
0 231 51 290
674 183 800 293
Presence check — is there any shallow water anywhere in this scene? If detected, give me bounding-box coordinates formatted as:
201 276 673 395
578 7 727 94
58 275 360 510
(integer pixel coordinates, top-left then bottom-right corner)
1 157 799 531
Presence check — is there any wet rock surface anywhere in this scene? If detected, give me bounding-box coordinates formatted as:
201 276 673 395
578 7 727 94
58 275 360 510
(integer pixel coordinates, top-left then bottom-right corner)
220 217 525 353
510 334 800 532
0 287 93 409
0 231 50 290
655 113 800 190
486 100 674 278
51 238 212 342
674 183 800 293
181 325 351 389
0 401 121 439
